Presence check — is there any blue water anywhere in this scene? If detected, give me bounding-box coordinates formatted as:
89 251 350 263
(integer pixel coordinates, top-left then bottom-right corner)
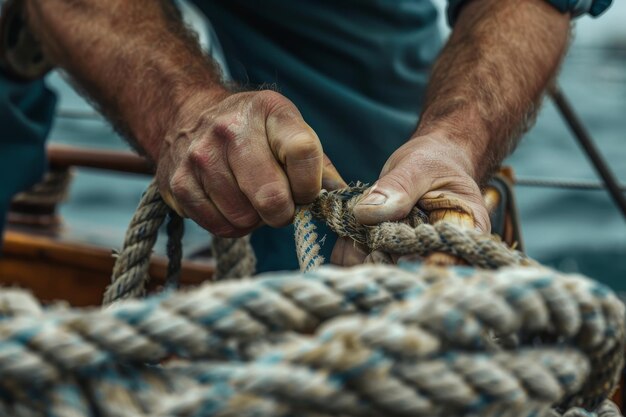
45 2 626 289
507 45 626 290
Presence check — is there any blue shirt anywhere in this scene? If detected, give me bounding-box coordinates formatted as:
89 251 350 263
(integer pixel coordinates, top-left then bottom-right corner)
191 0 441 271
0 0 613 268
189 0 611 271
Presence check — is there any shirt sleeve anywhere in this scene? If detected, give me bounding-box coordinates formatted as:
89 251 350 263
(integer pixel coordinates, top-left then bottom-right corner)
447 0 613 26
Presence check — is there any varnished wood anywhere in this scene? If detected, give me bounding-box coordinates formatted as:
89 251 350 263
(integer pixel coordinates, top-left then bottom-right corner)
48 144 153 175
0 229 215 306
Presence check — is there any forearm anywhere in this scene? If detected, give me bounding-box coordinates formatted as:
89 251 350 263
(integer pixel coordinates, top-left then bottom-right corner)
415 0 570 183
24 0 228 160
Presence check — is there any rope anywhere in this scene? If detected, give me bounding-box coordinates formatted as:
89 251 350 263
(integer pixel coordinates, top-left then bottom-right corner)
105 182 528 302
309 187 529 269
294 206 325 272
211 235 256 280
0 265 623 416
103 182 169 304
1 179 622 416
104 182 256 304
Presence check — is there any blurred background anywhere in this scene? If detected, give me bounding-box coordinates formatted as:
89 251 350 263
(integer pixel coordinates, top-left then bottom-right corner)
45 1 626 289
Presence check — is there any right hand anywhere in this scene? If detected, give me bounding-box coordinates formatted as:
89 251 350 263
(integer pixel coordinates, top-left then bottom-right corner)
155 89 343 237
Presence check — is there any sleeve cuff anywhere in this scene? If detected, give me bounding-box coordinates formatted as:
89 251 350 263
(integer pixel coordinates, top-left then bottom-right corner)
446 0 613 26
548 0 611 16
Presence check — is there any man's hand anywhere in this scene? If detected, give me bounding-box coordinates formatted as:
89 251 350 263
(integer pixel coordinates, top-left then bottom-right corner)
352 134 489 231
330 133 489 266
24 0 346 238
332 0 570 266
156 90 331 237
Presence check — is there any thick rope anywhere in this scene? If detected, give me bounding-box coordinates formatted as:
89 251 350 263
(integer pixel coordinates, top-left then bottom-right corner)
0 265 623 416
105 182 256 304
294 206 325 272
310 187 529 269
103 182 169 304
211 235 256 280
19 180 619 417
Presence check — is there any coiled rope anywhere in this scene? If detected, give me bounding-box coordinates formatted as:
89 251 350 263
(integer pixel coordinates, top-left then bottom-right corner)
0 179 623 417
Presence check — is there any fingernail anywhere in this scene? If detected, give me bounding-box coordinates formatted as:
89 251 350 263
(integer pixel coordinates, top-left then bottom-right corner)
359 192 387 206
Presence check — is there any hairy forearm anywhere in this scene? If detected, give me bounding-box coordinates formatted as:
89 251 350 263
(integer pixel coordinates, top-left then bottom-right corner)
24 0 227 160
415 0 570 183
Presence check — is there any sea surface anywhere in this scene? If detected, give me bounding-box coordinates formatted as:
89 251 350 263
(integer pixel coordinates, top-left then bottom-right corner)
45 2 626 290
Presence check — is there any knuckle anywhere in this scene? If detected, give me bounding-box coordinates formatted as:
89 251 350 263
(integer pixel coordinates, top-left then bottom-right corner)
168 171 192 201
254 183 293 223
260 92 301 124
188 145 222 171
256 186 291 213
210 116 241 143
256 90 291 110
472 204 491 232
447 176 483 202
453 180 481 197
225 208 260 230
285 133 322 163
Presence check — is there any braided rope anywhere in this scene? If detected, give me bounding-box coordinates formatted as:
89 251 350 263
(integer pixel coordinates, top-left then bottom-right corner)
103 182 169 304
105 182 256 304
3 181 622 417
294 206 325 272
211 235 256 280
311 188 529 269
0 265 623 416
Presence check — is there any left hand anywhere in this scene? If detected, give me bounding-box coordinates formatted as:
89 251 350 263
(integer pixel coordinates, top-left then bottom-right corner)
330 133 490 266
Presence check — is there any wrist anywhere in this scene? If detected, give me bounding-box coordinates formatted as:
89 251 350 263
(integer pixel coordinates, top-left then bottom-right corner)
409 129 488 184
413 109 492 183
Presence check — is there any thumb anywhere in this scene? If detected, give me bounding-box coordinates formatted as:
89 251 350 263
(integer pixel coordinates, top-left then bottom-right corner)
353 168 427 225
322 153 348 191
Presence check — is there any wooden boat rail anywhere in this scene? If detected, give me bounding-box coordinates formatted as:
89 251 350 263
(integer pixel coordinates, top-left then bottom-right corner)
2 144 214 306
48 144 154 175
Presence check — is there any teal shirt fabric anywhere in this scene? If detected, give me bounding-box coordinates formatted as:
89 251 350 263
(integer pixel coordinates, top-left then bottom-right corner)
191 0 443 271
0 0 613 270
190 0 614 272
0 71 56 248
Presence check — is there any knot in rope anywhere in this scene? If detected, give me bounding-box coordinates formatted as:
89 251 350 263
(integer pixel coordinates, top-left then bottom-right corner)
305 186 529 269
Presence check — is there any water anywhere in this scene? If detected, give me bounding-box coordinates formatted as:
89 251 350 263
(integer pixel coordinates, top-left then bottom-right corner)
506 44 626 290
45 2 626 289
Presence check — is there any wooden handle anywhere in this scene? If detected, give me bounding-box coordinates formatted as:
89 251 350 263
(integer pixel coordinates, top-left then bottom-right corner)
423 186 502 267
